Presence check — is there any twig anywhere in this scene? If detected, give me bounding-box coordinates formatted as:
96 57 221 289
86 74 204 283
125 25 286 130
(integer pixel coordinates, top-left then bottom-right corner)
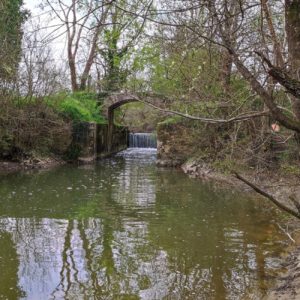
277 223 295 243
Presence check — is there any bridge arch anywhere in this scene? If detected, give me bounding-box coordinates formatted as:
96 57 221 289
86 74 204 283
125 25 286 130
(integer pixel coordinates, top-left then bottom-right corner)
104 93 141 152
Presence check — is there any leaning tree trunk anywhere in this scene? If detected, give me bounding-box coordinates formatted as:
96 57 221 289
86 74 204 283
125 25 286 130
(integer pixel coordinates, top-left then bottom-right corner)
286 0 300 120
69 60 79 92
220 50 233 94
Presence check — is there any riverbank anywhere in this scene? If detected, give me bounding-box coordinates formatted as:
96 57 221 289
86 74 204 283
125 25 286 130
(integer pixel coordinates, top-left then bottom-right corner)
180 158 300 299
0 157 66 174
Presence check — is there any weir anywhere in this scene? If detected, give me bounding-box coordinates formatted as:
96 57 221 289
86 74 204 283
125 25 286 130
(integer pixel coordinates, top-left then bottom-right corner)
129 133 157 148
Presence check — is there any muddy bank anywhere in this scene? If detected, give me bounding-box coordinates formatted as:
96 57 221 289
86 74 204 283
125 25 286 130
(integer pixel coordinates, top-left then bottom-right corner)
181 159 300 195
181 159 300 212
0 157 66 174
181 159 300 299
181 160 248 190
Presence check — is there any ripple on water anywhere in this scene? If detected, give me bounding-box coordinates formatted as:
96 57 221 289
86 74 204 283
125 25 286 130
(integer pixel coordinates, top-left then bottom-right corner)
0 148 289 300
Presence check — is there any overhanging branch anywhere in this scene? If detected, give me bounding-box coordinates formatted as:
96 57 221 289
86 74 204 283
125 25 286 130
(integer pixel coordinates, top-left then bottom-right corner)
139 98 269 124
233 172 300 220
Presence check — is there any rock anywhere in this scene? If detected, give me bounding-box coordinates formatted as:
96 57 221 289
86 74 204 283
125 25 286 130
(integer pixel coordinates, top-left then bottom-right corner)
156 159 182 167
78 156 96 165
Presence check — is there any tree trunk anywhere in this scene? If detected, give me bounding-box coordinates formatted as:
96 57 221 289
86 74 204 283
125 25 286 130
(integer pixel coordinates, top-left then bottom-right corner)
261 0 285 68
220 50 233 94
231 50 300 133
79 7 109 91
286 0 300 120
69 55 78 92
79 28 100 91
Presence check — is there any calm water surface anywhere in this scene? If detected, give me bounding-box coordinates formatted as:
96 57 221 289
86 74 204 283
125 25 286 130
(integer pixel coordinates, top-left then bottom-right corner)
0 148 287 300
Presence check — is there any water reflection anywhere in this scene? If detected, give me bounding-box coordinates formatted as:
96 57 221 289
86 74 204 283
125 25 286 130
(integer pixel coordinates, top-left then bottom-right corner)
0 231 24 299
0 149 286 299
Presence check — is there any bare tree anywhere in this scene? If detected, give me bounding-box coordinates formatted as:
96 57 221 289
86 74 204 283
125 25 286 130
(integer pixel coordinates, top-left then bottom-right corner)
18 20 68 98
144 0 300 133
45 0 111 91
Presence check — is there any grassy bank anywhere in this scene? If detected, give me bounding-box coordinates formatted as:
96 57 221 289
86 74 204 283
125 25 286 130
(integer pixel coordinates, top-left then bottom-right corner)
0 91 106 162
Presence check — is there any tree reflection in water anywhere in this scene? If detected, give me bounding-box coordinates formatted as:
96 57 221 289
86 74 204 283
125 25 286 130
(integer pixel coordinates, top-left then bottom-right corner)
0 149 287 299
0 231 24 299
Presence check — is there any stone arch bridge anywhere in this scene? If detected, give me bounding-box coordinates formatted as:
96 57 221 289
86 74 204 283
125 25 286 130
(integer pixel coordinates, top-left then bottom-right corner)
102 93 162 152
75 92 163 163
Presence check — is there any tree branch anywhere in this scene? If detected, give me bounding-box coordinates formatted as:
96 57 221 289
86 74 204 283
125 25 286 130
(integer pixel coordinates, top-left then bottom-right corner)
140 98 269 123
108 93 269 124
230 50 300 132
255 51 300 99
233 172 300 220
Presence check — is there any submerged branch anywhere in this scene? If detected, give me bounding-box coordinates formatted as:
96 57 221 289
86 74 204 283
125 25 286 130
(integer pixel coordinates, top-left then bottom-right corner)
233 172 300 220
277 223 296 243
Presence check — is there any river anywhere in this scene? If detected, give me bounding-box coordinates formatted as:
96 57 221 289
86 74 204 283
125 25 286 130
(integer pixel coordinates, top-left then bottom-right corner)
0 148 288 299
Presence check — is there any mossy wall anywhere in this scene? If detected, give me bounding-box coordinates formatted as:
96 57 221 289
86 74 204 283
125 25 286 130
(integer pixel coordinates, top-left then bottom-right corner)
68 122 97 162
109 125 128 154
69 122 128 163
97 124 128 157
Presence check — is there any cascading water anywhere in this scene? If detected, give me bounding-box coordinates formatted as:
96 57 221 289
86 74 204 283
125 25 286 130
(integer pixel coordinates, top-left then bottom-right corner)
129 133 157 148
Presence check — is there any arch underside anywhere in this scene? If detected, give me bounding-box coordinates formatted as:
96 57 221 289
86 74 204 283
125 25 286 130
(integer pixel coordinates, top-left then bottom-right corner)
108 98 139 112
106 94 140 152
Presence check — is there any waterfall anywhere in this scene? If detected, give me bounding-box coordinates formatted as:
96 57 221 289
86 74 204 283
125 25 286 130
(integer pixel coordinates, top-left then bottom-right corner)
129 133 157 148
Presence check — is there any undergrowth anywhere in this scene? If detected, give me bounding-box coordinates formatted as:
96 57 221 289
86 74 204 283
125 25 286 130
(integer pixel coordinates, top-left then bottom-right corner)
49 91 106 124
0 91 107 160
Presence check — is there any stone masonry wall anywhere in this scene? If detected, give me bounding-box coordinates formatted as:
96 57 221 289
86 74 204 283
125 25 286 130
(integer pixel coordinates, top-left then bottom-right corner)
72 122 128 163
96 124 128 158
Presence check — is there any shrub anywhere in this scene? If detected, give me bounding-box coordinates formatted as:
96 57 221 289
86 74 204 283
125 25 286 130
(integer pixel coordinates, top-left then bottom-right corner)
57 92 106 124
0 100 72 159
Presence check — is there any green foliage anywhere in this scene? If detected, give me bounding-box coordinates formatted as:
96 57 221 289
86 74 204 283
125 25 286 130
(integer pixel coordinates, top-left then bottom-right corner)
158 116 183 127
0 92 107 159
101 25 129 92
280 163 300 176
129 41 256 123
57 92 106 124
131 44 223 97
114 102 165 132
99 0 150 92
0 0 28 82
